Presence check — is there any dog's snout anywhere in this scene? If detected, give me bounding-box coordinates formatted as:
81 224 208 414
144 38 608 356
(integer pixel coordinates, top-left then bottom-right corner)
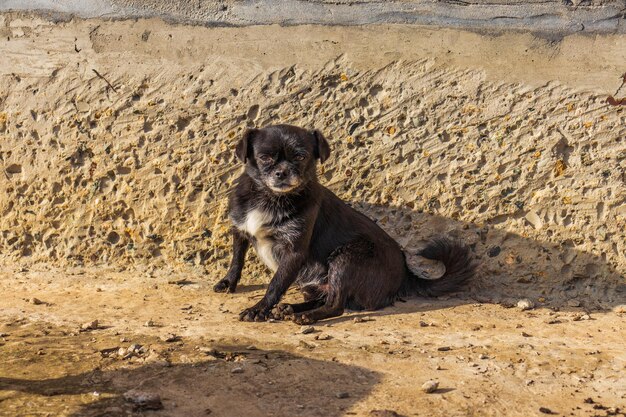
274 169 287 179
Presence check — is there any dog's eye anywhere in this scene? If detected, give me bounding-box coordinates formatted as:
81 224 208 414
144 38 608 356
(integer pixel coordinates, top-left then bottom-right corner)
294 155 306 161
258 155 274 164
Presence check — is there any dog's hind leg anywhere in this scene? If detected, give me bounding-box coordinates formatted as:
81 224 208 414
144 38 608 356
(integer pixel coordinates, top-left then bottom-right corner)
271 299 324 320
292 273 346 325
292 298 345 324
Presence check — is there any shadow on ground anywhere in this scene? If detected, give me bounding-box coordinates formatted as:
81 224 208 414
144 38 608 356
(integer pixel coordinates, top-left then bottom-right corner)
0 329 380 417
357 202 625 310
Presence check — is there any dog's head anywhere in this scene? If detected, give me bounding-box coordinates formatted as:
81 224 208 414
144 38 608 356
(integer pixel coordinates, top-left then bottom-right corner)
235 124 330 194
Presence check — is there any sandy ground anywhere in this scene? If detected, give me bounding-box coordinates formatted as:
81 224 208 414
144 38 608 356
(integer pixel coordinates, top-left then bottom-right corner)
0 12 625 417
1 267 625 417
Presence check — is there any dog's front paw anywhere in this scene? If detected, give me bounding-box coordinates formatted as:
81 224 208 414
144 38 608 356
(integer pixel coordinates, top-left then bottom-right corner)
239 304 270 322
293 313 317 325
213 278 236 293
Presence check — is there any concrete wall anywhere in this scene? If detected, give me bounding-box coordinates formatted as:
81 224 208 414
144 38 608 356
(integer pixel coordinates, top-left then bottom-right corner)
0 15 624 307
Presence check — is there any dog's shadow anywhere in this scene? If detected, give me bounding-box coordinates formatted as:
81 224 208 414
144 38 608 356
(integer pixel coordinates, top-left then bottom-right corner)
0 344 382 417
355 202 625 312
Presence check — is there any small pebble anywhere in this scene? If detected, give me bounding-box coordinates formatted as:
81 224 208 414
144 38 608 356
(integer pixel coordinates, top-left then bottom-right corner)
336 392 350 399
81 320 99 331
30 297 44 305
144 320 156 327
315 333 332 341
231 367 244 374
517 299 535 311
421 380 439 393
437 346 451 351
478 354 488 360
300 325 315 334
160 333 178 342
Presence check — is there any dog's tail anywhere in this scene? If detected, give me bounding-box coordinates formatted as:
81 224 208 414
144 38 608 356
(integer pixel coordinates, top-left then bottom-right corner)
404 237 476 297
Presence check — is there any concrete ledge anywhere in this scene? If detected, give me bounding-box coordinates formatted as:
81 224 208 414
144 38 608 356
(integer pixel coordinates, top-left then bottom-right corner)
0 0 624 34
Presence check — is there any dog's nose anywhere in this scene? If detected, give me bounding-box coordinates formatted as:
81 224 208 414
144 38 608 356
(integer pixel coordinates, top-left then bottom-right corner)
274 169 287 179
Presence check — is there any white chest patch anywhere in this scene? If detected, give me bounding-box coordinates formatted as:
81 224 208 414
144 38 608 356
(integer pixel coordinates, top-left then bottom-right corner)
234 208 279 272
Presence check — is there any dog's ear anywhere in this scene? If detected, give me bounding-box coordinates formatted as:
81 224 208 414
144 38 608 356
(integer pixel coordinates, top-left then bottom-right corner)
235 129 258 163
311 130 330 163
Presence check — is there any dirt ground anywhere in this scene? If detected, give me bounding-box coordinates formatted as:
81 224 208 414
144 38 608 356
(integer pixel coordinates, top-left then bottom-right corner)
0 266 625 417
1 11 626 417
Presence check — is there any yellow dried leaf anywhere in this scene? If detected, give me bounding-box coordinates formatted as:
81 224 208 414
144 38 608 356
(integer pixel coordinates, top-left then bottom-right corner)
533 151 542 158
555 159 566 177
386 126 396 135
583 121 593 128
562 196 572 204
366 122 375 130
567 103 574 112
340 73 348 82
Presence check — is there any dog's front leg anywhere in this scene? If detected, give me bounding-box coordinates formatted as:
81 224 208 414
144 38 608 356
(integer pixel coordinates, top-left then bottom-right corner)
239 253 305 322
213 229 249 293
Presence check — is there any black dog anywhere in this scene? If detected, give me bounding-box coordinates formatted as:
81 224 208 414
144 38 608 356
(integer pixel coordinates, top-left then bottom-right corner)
213 124 475 324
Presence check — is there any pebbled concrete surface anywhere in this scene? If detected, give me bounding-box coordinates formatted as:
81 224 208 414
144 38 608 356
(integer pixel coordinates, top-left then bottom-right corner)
0 0 624 33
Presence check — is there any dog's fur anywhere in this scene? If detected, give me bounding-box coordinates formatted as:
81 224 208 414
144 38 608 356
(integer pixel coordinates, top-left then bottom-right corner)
213 124 476 324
